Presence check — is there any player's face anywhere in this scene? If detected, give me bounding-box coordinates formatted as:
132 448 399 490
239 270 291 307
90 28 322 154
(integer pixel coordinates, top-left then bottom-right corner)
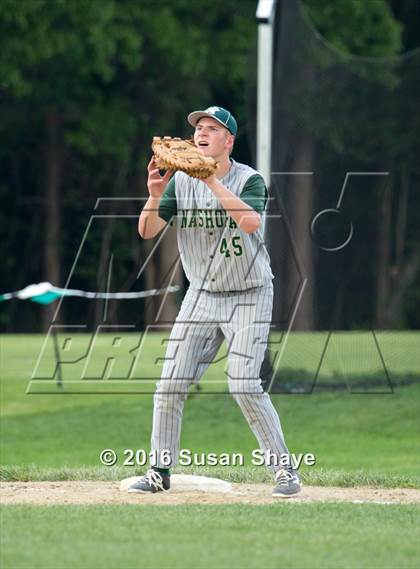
194 118 234 160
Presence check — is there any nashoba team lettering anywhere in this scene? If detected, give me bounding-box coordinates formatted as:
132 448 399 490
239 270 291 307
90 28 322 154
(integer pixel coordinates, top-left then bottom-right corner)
179 208 238 229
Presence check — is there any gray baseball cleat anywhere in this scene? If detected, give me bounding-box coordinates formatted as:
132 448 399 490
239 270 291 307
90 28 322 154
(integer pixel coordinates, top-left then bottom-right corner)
272 468 302 498
128 469 170 494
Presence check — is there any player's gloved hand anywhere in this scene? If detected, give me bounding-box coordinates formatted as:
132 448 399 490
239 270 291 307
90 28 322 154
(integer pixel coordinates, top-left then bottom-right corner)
147 156 173 198
152 136 217 180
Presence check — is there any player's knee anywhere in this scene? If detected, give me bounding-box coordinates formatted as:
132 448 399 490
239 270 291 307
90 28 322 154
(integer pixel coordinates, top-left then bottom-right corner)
228 377 263 397
226 354 262 381
155 379 190 399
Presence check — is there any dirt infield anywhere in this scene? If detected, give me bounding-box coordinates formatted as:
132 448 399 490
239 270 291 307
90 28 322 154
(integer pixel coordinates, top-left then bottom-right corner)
1 482 419 505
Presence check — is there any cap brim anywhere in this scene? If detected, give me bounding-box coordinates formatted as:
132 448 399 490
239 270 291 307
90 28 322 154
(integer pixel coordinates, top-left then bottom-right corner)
187 111 229 131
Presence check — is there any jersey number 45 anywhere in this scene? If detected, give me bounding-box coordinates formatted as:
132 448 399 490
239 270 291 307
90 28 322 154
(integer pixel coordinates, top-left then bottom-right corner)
219 236 243 257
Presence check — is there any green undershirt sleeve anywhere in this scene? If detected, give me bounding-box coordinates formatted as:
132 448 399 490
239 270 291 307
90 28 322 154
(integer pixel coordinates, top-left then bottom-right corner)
239 174 268 214
158 177 177 222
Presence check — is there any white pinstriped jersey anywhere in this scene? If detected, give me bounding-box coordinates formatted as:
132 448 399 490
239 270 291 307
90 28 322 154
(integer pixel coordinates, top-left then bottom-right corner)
158 159 274 292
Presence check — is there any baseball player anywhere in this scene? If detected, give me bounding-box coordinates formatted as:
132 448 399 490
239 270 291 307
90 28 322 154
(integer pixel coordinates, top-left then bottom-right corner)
130 106 301 497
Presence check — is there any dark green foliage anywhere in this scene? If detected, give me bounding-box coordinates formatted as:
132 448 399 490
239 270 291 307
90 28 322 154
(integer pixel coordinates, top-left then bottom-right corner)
0 0 257 330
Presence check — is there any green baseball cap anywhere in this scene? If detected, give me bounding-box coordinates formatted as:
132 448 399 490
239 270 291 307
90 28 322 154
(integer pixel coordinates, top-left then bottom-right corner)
187 106 238 135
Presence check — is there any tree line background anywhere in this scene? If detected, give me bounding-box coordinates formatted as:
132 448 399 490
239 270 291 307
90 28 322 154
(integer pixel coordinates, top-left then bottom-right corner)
0 0 419 332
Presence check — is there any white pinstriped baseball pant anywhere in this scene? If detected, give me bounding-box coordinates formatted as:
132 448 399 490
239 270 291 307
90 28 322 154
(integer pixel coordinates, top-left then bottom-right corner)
151 281 290 472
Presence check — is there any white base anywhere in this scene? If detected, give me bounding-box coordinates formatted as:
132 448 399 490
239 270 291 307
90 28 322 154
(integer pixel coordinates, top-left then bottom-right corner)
120 474 233 493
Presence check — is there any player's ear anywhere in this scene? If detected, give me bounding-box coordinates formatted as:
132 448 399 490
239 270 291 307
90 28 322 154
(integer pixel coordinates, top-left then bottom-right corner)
226 133 235 152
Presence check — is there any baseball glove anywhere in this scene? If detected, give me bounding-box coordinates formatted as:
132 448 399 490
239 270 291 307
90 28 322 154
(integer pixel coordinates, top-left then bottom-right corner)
152 136 218 179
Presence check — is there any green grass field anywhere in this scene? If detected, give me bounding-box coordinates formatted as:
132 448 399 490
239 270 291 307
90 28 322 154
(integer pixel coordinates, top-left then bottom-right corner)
1 333 419 569
1 333 419 483
1 504 419 569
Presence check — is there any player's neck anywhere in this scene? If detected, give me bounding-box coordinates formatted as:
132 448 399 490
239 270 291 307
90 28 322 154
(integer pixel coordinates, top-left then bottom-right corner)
216 157 232 179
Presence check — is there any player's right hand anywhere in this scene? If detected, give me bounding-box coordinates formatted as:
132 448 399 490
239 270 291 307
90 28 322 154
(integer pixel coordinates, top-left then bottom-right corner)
147 157 173 198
